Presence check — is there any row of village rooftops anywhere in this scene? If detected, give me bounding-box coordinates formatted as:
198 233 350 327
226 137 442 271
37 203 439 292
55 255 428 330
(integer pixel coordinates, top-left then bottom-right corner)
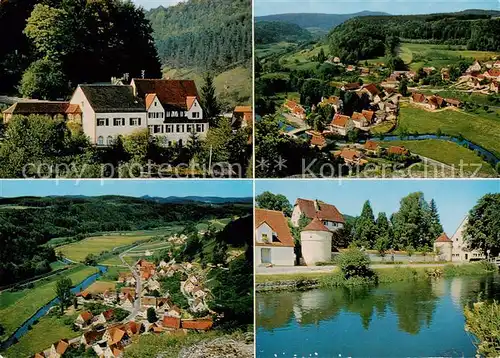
255 198 485 267
2 78 252 147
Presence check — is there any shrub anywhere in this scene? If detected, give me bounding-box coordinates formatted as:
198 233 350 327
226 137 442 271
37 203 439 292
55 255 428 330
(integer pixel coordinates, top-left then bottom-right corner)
464 300 500 357
337 248 372 279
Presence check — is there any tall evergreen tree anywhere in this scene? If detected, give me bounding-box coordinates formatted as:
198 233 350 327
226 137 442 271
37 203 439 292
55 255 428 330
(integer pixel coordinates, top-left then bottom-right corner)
201 73 221 127
354 201 377 248
428 199 444 239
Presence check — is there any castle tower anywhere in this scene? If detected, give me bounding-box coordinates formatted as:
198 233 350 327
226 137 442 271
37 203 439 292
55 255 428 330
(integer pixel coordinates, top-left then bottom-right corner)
300 218 333 265
434 233 453 261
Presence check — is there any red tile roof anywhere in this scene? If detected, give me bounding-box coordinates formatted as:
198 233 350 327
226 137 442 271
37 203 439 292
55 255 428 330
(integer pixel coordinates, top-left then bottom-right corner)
362 83 380 96
181 318 213 331
54 339 69 355
3 102 74 115
163 316 181 329
338 148 362 162
445 98 462 106
303 217 330 232
186 96 197 110
351 112 366 122
255 208 295 247
343 82 361 91
234 105 252 113
284 100 305 115
435 233 452 243
330 113 350 127
412 92 426 103
145 93 156 109
295 199 345 223
488 68 500 77
388 146 408 155
310 132 326 147
132 79 199 110
364 140 379 151
362 110 375 123
79 311 93 322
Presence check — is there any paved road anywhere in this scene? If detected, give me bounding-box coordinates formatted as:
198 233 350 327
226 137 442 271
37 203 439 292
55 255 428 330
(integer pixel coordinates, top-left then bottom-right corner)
256 262 458 275
120 246 142 321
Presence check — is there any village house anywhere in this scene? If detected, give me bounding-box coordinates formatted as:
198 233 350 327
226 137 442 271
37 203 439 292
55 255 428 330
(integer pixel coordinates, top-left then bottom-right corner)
75 311 94 329
441 68 450 81
319 96 342 112
80 330 105 348
254 208 295 266
434 233 453 261
166 305 182 318
191 297 206 312
162 315 182 330
388 146 409 156
451 217 486 262
92 309 115 327
120 293 135 311
444 98 463 108
69 84 147 146
410 92 427 106
123 321 144 337
231 105 253 129
466 61 482 75
291 198 345 232
76 290 92 304
334 147 367 166
49 339 70 358
284 99 306 120
364 140 380 155
131 79 207 147
192 286 207 299
341 82 361 91
103 290 117 306
300 217 334 265
308 131 327 149
118 272 136 287
103 325 130 348
328 113 354 136
491 81 500 94
2 101 82 124
144 278 161 292
358 83 381 103
181 318 214 331
351 112 370 129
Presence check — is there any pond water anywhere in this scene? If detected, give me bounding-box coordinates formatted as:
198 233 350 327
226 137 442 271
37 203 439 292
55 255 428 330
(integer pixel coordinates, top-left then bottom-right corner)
0 265 108 350
256 275 500 358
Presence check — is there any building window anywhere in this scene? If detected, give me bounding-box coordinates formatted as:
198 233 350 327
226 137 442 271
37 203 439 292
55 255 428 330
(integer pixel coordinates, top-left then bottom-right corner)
178 139 183 146
107 136 113 145
186 124 194 132
97 136 104 145
148 125 154 135
97 118 108 126
196 124 203 132
130 118 141 126
176 124 184 133
113 118 125 126
192 112 200 119
166 125 173 133
261 248 271 264
153 125 163 134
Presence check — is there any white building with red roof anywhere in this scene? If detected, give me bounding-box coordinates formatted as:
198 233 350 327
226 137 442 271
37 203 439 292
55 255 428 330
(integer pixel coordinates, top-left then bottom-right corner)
300 218 334 265
255 208 295 266
451 216 485 262
434 233 453 261
328 113 354 136
291 198 345 232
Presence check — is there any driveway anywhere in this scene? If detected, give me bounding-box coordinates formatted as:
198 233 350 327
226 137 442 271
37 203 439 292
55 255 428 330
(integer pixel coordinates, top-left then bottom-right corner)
120 246 142 320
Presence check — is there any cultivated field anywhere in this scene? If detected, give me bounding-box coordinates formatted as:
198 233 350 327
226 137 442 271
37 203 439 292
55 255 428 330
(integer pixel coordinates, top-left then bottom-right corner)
379 139 497 176
396 106 500 158
57 234 157 262
0 266 97 340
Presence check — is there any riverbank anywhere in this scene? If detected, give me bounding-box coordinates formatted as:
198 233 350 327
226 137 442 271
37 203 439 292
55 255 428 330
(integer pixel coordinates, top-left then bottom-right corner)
256 262 498 292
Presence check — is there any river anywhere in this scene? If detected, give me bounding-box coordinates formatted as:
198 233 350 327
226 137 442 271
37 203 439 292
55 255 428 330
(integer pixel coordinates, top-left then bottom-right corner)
0 265 108 350
256 275 500 358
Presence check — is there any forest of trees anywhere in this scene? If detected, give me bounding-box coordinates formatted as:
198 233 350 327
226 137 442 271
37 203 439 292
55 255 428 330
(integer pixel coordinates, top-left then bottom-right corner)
329 14 500 63
255 21 313 45
0 195 252 286
146 0 252 72
0 0 161 98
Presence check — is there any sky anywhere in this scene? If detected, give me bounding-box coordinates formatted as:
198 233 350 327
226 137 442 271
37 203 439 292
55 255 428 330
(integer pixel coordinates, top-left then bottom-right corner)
131 0 183 10
255 180 500 235
0 180 253 199
255 0 499 17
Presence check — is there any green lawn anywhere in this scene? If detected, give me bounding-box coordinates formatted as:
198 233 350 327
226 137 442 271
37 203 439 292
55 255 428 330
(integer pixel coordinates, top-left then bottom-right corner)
58 234 156 262
280 44 328 70
0 266 97 341
419 90 500 107
399 42 499 70
397 106 500 158
371 120 396 134
99 255 124 266
256 42 298 60
379 139 497 176
2 315 80 358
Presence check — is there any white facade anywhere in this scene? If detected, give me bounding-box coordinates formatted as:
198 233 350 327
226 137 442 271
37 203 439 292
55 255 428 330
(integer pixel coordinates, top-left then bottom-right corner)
451 217 486 262
434 241 453 261
70 87 147 145
255 245 294 266
256 222 274 244
300 230 333 265
291 206 344 232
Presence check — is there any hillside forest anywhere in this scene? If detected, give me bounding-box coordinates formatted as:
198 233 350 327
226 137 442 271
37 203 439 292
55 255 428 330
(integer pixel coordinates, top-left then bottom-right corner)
0 196 252 286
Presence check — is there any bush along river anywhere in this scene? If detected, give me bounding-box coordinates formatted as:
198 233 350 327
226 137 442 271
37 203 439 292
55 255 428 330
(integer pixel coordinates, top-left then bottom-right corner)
0 265 108 350
256 274 500 358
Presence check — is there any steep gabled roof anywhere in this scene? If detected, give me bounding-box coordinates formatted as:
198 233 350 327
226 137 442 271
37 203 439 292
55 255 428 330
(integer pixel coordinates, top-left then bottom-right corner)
303 217 330 232
79 85 145 113
364 140 379 151
330 113 351 127
2 101 74 115
132 79 199 110
255 208 294 247
411 92 426 103
362 83 380 96
362 110 375 122
295 199 345 224
145 93 157 110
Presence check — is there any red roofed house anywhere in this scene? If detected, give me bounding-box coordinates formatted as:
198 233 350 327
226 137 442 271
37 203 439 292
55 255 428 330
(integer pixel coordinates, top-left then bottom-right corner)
434 233 453 261
231 105 253 129
308 131 327 149
131 78 207 147
364 140 379 154
351 112 370 129
181 318 213 331
2 101 82 124
341 82 361 91
444 98 463 108
255 208 295 266
284 99 306 120
300 218 335 265
359 83 381 103
291 199 345 232
328 113 354 136
75 311 94 329
335 147 367 166
491 81 500 94
410 92 426 105
388 146 409 156
162 315 181 330
49 339 70 358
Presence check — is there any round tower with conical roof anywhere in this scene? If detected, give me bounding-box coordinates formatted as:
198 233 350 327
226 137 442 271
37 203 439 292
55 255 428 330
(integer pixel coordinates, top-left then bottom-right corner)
434 233 453 261
300 217 333 265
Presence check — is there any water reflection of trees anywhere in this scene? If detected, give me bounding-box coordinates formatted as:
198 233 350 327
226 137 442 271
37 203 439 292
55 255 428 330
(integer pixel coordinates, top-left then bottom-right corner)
257 280 439 334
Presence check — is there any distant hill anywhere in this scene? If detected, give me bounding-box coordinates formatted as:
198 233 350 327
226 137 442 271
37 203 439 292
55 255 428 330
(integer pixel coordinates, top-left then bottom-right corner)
255 11 390 31
255 21 313 44
145 0 251 72
141 195 253 204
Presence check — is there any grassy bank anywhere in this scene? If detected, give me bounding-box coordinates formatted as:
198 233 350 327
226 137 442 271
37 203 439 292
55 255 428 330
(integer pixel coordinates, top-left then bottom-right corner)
255 271 336 284
464 300 500 357
0 265 97 341
2 314 79 358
